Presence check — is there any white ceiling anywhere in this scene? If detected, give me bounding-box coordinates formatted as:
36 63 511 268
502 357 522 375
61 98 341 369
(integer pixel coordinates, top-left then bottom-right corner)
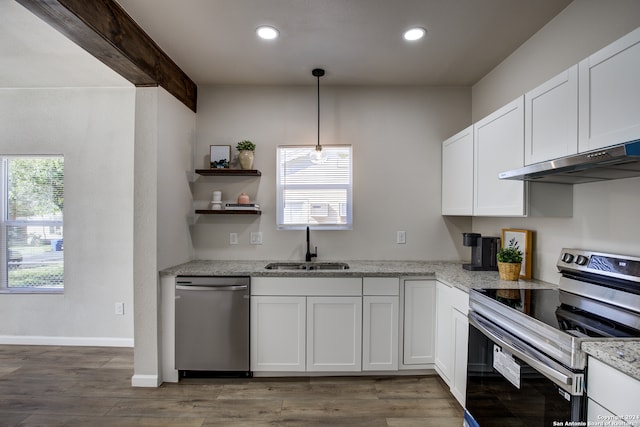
114 0 573 86
0 0 573 88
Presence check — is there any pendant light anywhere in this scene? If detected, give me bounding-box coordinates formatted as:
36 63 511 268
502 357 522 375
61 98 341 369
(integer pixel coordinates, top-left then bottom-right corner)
310 68 327 163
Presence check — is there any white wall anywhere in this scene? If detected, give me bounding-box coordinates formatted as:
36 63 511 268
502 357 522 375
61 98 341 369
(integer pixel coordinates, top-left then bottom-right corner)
470 1 640 283
133 87 196 386
193 85 472 262
0 87 135 345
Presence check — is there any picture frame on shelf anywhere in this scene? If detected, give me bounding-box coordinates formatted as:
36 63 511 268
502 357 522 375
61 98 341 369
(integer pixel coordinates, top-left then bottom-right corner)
210 145 231 168
501 228 533 279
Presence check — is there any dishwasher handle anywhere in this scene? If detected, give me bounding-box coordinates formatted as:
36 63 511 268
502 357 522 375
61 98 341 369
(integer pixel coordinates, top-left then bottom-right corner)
176 284 248 291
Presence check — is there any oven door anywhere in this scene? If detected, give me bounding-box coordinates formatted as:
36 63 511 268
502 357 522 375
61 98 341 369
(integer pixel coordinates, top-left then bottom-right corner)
464 312 586 427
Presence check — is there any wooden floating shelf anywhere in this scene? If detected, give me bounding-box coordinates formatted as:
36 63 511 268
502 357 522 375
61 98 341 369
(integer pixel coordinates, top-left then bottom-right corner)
195 210 262 215
195 169 262 176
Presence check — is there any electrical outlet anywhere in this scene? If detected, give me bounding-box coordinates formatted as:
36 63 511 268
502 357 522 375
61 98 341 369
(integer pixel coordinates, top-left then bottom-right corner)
396 230 406 244
115 302 124 315
250 232 263 245
229 233 238 245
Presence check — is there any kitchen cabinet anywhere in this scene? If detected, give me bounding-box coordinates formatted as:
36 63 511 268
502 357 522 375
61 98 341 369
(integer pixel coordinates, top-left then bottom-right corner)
524 65 578 165
435 281 453 381
362 277 399 371
587 356 640 426
473 96 525 216
402 279 436 366
251 296 306 372
307 296 362 372
442 126 473 215
193 168 262 215
250 276 362 373
579 27 640 153
434 281 469 406
471 96 572 217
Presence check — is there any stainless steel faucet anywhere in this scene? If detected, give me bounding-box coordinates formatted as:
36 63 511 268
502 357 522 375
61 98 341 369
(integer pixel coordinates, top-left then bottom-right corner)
305 226 317 262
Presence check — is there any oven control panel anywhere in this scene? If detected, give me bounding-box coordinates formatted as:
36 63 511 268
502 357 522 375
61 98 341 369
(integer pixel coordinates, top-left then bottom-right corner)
557 248 640 283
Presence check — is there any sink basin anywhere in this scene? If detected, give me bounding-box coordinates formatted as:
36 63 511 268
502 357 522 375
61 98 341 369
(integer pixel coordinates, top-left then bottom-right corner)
264 262 350 271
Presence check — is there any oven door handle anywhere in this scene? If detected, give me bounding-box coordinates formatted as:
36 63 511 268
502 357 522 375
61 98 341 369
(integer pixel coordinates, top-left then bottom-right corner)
469 312 583 395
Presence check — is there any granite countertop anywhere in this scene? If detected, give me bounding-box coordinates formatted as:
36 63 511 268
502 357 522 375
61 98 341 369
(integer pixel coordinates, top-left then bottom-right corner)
160 259 556 292
582 341 640 382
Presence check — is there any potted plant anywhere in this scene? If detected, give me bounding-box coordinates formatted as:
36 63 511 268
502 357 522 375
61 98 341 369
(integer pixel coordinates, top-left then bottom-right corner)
497 237 523 281
236 140 256 170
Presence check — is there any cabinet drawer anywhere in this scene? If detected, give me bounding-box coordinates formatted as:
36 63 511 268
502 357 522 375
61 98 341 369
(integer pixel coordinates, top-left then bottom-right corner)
252 277 362 296
363 277 399 295
588 356 640 424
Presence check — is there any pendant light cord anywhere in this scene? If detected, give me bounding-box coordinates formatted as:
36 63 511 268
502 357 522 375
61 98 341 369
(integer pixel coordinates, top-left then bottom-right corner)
312 68 325 152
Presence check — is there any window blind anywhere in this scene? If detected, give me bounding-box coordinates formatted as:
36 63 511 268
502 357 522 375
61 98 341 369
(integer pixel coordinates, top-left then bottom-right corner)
277 145 352 230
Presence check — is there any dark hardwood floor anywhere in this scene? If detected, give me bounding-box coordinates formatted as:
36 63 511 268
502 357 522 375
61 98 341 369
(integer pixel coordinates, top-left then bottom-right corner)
0 345 463 426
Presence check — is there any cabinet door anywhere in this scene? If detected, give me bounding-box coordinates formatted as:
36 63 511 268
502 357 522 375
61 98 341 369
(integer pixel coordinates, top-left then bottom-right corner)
579 27 640 152
251 296 306 372
525 65 578 165
442 126 473 215
363 296 398 371
403 280 436 365
587 356 640 426
434 282 453 383
473 97 525 216
307 296 362 372
451 307 469 407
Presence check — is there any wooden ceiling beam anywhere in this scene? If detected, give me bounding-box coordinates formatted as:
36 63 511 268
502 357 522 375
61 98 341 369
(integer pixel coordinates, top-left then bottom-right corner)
16 0 197 112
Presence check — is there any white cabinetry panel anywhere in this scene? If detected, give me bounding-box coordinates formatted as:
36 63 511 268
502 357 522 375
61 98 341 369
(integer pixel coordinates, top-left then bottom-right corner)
442 126 474 215
473 97 525 216
403 280 436 365
251 296 306 372
306 296 362 372
525 65 578 165
579 27 640 152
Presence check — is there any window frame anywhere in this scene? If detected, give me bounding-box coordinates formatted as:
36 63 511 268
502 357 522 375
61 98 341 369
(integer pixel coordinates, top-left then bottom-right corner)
0 155 64 294
276 145 353 231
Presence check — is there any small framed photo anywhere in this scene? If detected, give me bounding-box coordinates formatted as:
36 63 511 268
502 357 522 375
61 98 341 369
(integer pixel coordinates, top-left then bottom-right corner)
210 145 231 168
501 228 533 279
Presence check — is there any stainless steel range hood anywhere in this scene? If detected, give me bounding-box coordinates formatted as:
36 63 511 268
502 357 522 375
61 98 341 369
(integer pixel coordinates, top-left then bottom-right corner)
499 140 640 184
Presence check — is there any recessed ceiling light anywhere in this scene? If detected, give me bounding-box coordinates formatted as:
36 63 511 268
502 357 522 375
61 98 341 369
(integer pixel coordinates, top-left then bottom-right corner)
403 27 426 41
256 26 279 40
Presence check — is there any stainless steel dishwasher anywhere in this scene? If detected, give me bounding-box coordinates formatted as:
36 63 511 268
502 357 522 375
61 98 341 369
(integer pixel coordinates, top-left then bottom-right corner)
175 276 251 376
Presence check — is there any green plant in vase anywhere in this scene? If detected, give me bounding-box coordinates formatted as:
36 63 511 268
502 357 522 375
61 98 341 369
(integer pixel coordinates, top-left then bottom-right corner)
497 238 523 280
236 140 256 170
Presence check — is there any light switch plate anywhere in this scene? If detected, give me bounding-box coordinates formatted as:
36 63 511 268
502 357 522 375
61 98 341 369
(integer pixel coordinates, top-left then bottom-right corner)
115 302 124 315
396 230 406 244
250 232 263 245
230 233 238 245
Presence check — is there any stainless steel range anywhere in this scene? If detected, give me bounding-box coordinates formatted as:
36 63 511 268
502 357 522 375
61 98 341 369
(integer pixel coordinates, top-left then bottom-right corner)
464 248 640 427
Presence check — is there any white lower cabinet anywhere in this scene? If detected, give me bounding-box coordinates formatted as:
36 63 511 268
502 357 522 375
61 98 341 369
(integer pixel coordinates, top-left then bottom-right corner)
250 276 362 373
251 296 306 372
587 356 640 426
402 279 436 366
450 305 469 405
434 281 469 406
307 296 362 372
363 277 399 371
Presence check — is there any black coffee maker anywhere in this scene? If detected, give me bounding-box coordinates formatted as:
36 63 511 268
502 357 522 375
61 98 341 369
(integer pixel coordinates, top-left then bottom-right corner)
462 233 499 271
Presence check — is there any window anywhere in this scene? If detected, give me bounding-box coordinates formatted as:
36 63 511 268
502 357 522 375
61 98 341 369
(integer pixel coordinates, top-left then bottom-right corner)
277 145 352 230
1 156 64 292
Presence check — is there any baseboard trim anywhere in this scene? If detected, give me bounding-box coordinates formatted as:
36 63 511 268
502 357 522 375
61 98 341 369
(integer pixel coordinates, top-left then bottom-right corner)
131 374 161 387
0 335 134 347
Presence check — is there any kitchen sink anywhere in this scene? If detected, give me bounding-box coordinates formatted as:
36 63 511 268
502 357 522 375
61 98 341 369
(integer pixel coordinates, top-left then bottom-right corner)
264 262 350 271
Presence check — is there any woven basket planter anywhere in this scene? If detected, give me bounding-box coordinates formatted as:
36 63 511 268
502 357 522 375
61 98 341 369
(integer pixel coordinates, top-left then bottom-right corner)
498 262 521 281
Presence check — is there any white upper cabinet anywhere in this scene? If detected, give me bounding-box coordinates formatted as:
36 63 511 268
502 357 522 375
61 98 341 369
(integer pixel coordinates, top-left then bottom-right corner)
473 96 526 216
525 65 578 165
442 126 473 215
579 27 640 152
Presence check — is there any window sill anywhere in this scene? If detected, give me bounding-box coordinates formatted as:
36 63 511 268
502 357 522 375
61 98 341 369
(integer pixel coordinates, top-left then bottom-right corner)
0 288 64 294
